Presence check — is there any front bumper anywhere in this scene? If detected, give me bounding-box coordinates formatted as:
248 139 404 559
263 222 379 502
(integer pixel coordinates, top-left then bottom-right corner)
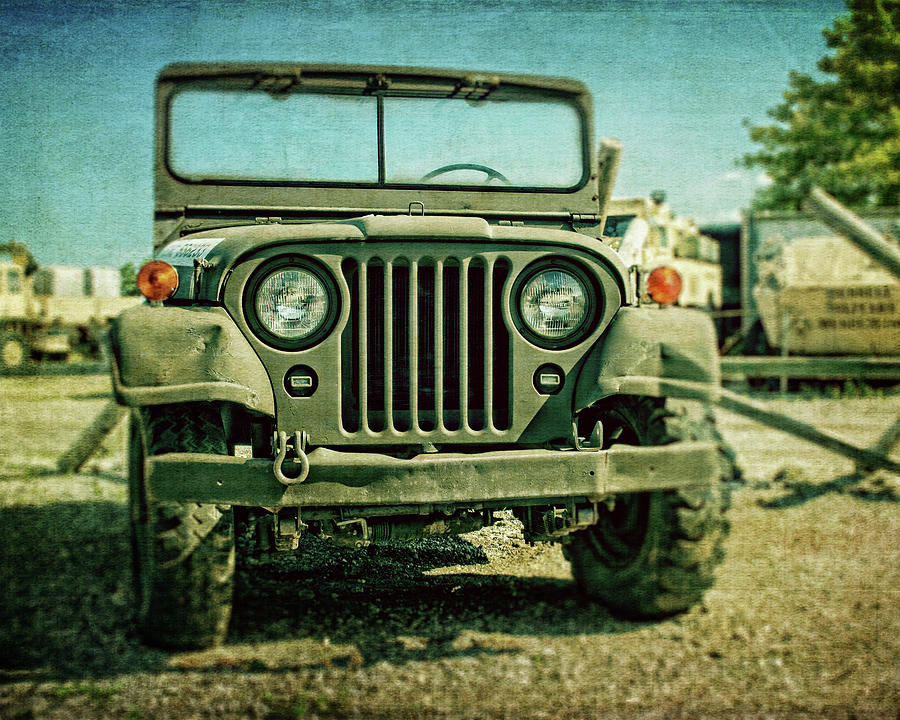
145 441 719 509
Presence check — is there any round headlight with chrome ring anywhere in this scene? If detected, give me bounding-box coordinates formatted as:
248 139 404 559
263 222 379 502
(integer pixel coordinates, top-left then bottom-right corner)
244 258 340 350
514 259 599 349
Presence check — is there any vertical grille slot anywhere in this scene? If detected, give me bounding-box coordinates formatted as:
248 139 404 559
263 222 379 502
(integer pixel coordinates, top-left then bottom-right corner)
465 260 484 430
416 263 436 430
340 252 511 436
443 260 460 430
491 261 511 429
366 259 385 431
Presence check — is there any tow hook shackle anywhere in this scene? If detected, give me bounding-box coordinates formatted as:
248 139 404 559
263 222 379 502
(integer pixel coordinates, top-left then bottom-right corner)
273 429 310 486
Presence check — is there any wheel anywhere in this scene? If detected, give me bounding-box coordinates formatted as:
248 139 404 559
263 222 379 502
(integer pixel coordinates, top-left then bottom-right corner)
564 396 733 618
421 162 510 184
0 331 28 369
128 403 235 649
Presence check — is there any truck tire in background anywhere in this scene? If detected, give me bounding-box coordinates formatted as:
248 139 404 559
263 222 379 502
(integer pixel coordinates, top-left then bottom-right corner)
0 331 29 369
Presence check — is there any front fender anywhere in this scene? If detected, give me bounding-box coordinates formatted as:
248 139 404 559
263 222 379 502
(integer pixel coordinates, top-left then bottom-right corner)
574 305 720 410
109 304 275 416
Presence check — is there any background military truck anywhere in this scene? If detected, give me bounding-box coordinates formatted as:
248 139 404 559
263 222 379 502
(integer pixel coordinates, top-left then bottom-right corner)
112 63 734 649
603 192 723 310
743 205 900 356
0 242 140 368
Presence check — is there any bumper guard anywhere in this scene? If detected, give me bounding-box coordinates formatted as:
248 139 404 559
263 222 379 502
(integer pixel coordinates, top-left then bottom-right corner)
145 441 719 509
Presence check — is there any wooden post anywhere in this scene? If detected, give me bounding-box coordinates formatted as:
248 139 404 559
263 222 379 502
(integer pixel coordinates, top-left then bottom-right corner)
806 188 900 281
57 400 127 474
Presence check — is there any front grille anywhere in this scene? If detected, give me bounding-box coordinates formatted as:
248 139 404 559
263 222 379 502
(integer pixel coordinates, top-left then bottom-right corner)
340 254 511 435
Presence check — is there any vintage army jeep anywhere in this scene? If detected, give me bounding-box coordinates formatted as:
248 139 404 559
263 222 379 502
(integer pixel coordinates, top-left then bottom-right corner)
110 63 733 649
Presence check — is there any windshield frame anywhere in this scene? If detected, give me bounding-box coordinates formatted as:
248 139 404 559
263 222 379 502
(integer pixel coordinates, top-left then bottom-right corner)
155 64 600 219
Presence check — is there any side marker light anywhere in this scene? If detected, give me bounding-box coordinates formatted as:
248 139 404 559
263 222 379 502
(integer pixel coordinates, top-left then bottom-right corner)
137 260 179 302
646 266 682 306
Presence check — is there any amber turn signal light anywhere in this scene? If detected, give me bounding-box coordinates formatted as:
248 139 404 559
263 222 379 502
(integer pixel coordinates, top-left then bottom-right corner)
646 266 682 306
137 260 179 302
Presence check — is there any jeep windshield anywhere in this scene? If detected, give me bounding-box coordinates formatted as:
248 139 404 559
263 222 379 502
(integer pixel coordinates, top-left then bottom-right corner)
168 86 586 190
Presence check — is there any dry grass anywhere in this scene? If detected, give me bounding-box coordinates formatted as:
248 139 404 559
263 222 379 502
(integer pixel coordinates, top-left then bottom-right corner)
0 376 897 719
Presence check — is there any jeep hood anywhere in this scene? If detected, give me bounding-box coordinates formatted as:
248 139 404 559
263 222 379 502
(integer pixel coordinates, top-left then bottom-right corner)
155 214 633 305
155 63 619 247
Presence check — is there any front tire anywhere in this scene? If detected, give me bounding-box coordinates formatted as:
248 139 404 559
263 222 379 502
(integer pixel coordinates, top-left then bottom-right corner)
0 331 28 369
128 403 235 649
564 396 732 618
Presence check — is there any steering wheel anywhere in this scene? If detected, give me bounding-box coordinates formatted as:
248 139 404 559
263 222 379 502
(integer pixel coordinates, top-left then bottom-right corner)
421 163 511 185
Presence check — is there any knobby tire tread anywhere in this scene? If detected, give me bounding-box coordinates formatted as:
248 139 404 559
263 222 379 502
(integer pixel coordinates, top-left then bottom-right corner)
565 396 733 618
130 402 235 649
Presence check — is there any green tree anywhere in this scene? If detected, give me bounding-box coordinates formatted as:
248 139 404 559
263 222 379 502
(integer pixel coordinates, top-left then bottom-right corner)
0 241 39 275
742 0 900 210
120 261 140 296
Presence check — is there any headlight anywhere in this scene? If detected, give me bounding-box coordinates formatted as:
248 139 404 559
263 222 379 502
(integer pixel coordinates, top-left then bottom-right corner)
515 261 598 348
256 268 328 339
245 260 339 349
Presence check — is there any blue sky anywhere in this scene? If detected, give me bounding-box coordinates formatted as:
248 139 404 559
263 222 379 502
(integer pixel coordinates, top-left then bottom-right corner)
1 0 846 268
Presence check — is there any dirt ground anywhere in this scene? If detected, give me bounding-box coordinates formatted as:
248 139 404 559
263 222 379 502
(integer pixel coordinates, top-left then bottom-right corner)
0 374 897 719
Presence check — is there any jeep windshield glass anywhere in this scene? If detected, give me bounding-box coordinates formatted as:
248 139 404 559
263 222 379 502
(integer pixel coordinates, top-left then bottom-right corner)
168 89 585 189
